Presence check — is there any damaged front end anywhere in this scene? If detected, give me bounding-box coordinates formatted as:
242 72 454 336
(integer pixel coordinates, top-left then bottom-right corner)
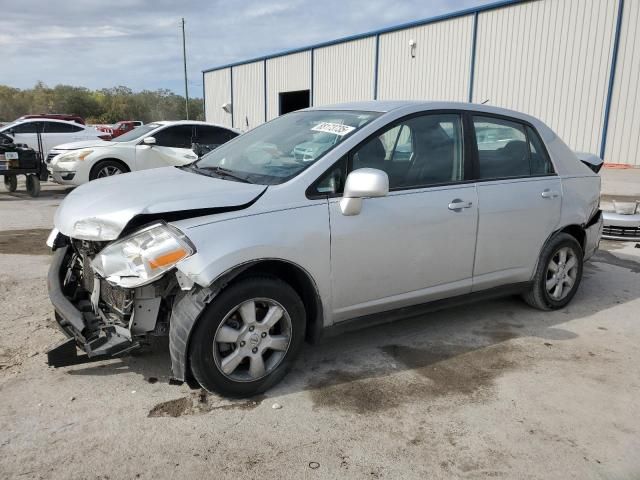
46 227 189 369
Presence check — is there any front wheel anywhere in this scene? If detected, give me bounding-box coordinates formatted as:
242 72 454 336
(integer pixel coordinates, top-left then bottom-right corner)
189 276 306 397
523 233 584 310
89 160 127 181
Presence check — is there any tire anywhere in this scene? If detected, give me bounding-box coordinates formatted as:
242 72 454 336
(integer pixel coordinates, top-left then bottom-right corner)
89 160 128 181
189 275 306 397
4 175 17 192
523 233 584 310
26 175 40 197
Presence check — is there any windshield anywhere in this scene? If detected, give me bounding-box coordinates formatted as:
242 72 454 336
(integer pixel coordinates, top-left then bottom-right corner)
195 110 380 185
110 123 162 142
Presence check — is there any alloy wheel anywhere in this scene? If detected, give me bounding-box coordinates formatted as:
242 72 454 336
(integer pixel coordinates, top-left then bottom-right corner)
545 246 578 301
97 165 123 178
213 298 292 382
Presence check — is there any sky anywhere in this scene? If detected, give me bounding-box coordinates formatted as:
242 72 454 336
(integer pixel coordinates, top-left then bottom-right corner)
0 0 494 97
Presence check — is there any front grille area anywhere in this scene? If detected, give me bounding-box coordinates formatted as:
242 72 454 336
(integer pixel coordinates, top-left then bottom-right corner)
603 225 640 239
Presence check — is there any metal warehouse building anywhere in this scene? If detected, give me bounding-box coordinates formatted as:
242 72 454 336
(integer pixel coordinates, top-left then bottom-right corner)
203 0 639 166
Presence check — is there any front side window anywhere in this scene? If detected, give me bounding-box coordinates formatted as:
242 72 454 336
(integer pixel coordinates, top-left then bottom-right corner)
111 123 161 142
349 113 464 190
473 116 553 179
11 121 42 134
196 110 380 185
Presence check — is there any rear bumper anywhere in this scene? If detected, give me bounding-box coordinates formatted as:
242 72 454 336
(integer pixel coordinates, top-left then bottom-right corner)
602 211 640 241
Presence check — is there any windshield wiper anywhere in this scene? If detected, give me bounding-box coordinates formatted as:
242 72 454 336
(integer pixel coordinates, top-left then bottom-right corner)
199 165 252 184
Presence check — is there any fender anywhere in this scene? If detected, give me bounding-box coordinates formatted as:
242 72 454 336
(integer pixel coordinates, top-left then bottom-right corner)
168 257 324 384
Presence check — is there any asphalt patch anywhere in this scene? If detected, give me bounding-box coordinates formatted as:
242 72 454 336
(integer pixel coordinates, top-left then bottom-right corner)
308 343 516 414
592 250 640 274
0 229 50 255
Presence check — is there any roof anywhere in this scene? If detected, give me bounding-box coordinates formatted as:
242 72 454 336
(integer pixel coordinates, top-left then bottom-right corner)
203 0 530 73
307 100 555 138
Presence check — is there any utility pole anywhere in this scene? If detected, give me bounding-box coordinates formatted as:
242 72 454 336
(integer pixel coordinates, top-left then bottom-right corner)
181 17 189 119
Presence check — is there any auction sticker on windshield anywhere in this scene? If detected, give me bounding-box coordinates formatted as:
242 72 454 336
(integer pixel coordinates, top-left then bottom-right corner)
311 122 356 136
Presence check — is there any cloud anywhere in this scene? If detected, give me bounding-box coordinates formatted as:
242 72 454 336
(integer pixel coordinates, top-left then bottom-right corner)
0 0 492 94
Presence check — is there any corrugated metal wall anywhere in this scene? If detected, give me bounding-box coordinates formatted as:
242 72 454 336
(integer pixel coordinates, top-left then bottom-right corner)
204 0 638 166
605 0 640 167
473 0 619 156
232 61 265 131
377 15 474 102
265 51 311 120
313 38 376 106
204 69 232 128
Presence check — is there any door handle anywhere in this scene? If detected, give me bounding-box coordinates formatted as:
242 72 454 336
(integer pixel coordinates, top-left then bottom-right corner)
541 189 559 199
448 199 473 211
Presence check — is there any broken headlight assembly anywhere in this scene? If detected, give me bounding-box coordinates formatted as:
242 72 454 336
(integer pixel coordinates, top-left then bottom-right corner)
92 222 195 289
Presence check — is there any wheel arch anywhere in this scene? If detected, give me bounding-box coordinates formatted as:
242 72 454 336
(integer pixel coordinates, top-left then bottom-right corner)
170 258 324 387
89 157 131 177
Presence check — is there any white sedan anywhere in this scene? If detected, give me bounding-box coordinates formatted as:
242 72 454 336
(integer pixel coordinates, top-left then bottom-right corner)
0 118 108 155
48 120 239 185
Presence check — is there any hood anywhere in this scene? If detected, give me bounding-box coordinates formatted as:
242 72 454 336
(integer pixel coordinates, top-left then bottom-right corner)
54 167 267 240
52 139 113 151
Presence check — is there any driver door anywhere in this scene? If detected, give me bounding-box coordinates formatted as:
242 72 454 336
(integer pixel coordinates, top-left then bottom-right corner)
135 125 198 170
323 112 479 322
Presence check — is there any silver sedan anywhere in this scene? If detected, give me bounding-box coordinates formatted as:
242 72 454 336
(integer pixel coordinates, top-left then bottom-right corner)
47 101 602 396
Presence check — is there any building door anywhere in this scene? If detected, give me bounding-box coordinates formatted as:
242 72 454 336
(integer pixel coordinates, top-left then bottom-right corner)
279 90 310 115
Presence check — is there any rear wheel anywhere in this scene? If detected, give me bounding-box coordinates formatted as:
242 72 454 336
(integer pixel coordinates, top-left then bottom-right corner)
189 276 306 397
523 233 583 310
3 175 17 192
89 160 128 181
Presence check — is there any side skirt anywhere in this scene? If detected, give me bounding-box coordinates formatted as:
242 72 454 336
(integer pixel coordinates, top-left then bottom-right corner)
320 282 532 340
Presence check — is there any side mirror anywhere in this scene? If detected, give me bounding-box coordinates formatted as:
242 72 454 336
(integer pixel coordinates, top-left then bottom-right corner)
7 129 15 137
143 136 156 145
340 168 389 216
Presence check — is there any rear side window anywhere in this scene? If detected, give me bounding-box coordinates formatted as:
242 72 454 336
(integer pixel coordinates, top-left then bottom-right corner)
473 116 554 179
154 125 194 148
527 126 554 175
195 126 237 147
44 122 83 133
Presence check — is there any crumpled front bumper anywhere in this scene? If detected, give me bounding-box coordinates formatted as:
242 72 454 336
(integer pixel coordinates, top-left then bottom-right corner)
47 247 138 366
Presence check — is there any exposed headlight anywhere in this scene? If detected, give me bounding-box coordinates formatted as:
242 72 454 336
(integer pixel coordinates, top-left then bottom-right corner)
92 223 195 288
73 218 122 241
56 149 94 163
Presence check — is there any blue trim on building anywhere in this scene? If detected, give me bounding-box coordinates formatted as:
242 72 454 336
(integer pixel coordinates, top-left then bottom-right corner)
600 0 625 160
229 66 234 128
263 59 268 122
310 48 315 106
202 0 530 74
202 71 206 120
373 34 380 100
468 12 479 103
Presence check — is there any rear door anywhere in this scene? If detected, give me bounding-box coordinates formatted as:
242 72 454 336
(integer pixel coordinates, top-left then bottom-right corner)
42 121 87 152
136 125 197 170
470 114 561 290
